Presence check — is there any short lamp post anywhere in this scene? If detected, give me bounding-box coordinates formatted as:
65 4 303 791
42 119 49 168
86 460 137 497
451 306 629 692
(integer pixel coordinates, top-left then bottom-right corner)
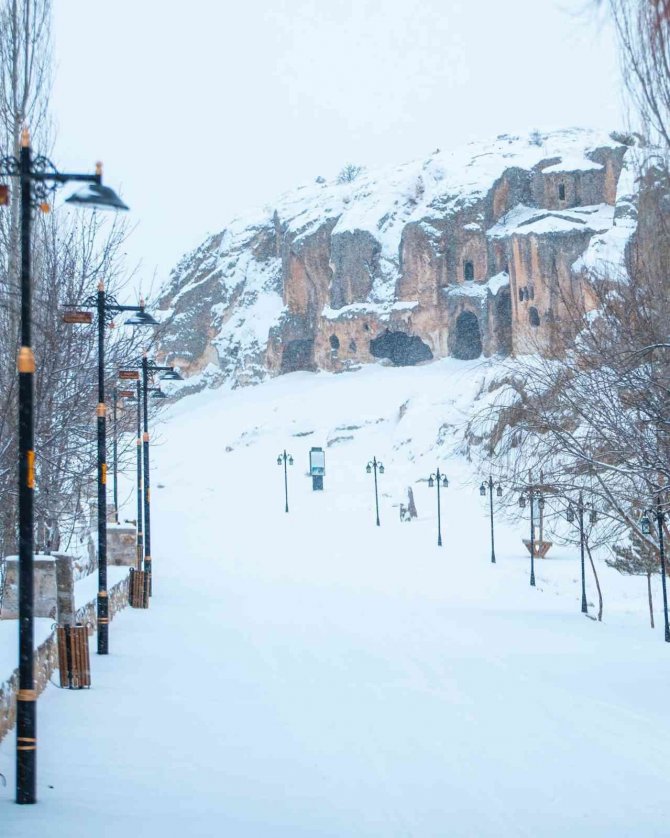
366 457 385 526
277 450 294 512
1 128 127 805
566 492 597 615
427 469 448 547
640 496 670 643
480 476 502 563
518 488 544 587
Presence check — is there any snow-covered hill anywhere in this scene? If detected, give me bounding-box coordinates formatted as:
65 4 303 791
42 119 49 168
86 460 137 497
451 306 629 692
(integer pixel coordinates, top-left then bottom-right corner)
2 357 668 836
155 128 634 394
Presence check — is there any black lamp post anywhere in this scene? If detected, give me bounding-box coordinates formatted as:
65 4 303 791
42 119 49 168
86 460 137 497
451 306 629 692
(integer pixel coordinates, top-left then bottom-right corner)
64 294 155 655
566 492 596 615
480 476 502 563
277 450 294 512
366 457 385 526
111 388 119 524
140 355 182 587
640 495 670 642
518 488 544 587
118 380 144 568
1 128 127 805
427 469 448 546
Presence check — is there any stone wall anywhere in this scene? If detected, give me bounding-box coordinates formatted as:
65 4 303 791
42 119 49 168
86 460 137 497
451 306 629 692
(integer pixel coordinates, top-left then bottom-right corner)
0 572 130 743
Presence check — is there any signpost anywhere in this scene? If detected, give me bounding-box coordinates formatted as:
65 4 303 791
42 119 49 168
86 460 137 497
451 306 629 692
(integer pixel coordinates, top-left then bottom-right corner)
62 311 93 325
309 447 325 491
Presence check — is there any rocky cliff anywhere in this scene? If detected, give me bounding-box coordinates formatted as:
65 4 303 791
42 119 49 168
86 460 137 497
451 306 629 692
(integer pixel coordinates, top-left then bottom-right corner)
154 129 637 392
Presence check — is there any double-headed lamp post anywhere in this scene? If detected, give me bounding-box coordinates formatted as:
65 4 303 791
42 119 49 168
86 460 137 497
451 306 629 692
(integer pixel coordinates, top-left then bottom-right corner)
277 450 294 512
518 488 544 587
480 476 502 563
366 457 385 526
427 469 448 547
640 496 670 643
566 493 597 615
1 128 127 805
140 355 182 586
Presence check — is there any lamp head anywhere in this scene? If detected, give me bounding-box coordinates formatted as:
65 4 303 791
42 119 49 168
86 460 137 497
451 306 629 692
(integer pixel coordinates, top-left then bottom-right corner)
65 183 129 212
366 464 372 474
161 368 183 381
518 494 526 509
589 509 598 525
566 505 575 523
480 483 486 497
277 455 282 466
496 484 503 498
288 455 294 466
125 309 158 327
379 463 384 475
640 513 651 536
151 388 168 399
442 476 448 488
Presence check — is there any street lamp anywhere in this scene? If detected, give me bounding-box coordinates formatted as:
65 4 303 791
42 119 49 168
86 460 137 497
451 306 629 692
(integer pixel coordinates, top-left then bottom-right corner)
118 380 144 569
427 469 448 546
64 294 156 654
277 450 294 512
140 355 182 587
565 492 596 615
1 128 127 805
366 457 385 526
518 488 544 587
640 495 670 642
479 476 502 563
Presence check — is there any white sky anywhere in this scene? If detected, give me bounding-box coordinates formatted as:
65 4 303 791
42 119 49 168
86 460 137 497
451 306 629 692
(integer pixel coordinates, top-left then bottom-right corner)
50 0 623 299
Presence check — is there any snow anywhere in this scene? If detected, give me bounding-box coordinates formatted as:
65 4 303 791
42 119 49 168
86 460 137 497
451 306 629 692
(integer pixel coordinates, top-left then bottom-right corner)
322 301 419 321
443 272 510 300
488 203 614 239
2 358 669 836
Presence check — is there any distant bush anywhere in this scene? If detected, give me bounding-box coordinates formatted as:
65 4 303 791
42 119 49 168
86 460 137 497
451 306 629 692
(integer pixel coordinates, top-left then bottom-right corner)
609 130 637 147
529 130 543 147
336 163 364 184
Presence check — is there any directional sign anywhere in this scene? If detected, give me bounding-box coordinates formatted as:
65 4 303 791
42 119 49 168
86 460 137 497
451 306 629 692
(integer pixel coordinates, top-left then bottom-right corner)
62 310 93 324
0 185 8 206
119 390 135 398
118 370 140 380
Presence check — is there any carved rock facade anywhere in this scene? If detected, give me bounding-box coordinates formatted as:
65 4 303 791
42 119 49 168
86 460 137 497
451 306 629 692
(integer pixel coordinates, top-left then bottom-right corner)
155 130 635 390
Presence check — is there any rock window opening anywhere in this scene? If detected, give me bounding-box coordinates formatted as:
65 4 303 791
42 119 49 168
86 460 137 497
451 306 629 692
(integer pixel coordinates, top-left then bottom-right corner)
463 260 475 282
329 334 340 350
363 323 370 332
558 183 566 201
529 307 541 328
349 339 357 353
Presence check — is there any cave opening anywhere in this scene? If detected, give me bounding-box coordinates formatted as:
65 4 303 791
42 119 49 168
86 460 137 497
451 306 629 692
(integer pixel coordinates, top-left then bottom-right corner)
369 330 433 366
281 339 316 373
452 311 482 360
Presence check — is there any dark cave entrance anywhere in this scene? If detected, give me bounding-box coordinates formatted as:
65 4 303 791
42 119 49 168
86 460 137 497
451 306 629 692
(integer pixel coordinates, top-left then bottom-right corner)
281 339 316 373
452 311 482 360
369 330 433 366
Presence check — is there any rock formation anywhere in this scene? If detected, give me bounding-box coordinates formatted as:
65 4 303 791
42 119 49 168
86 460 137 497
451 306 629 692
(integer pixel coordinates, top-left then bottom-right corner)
154 129 637 391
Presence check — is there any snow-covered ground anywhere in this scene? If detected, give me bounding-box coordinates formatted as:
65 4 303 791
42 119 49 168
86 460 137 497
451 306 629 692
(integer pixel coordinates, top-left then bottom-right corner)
1 358 669 836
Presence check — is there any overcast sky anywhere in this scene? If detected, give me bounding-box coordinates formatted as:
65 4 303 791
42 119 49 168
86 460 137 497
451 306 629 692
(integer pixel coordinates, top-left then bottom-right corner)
50 0 623 300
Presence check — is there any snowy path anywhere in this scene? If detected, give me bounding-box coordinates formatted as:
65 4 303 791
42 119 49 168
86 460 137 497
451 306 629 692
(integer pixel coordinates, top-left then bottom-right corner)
1 362 669 836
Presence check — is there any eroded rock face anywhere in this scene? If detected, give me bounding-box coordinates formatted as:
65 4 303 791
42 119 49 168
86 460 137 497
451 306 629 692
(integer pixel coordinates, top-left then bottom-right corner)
155 129 635 392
